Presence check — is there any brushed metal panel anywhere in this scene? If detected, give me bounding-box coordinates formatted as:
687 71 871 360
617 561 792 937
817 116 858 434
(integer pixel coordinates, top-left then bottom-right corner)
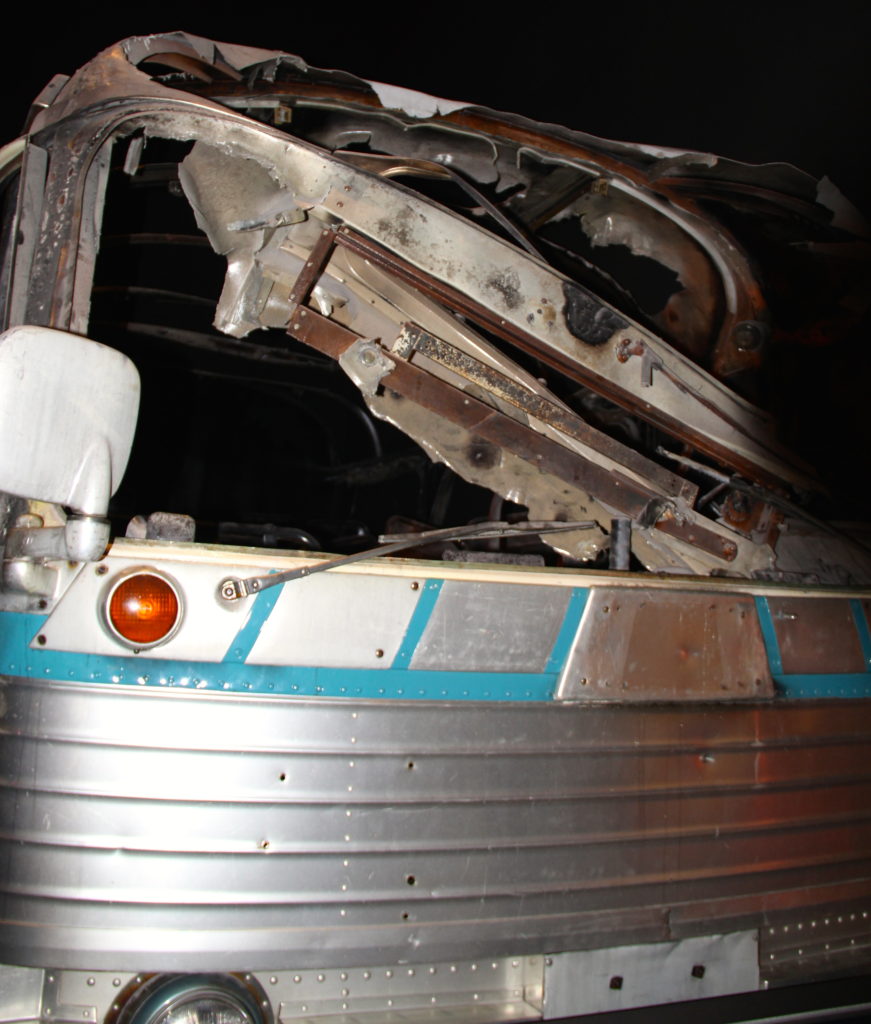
557 588 773 700
2 678 871 972
409 581 570 672
768 597 866 674
0 966 43 1023
272 956 542 1022
247 572 421 668
36 554 256 661
542 931 758 1018
759 900 871 986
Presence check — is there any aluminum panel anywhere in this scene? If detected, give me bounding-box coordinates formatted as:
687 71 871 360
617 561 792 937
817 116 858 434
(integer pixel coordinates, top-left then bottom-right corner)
759 900 871 986
557 587 773 699
272 956 542 1022
0 966 43 1024
36 552 260 661
2 678 871 975
768 597 866 674
409 581 570 672
246 571 421 668
542 931 759 1018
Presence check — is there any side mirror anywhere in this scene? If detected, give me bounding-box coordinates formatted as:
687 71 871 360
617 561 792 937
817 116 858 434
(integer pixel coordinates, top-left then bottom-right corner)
0 325 140 516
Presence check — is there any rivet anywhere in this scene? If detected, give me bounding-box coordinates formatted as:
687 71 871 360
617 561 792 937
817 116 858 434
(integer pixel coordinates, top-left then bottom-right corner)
411 581 420 590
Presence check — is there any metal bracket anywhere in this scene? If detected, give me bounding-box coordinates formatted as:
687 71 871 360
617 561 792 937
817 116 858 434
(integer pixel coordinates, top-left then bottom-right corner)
338 339 395 397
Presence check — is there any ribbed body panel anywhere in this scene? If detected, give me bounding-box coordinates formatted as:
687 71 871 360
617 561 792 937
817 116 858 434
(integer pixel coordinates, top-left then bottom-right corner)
1 677 870 977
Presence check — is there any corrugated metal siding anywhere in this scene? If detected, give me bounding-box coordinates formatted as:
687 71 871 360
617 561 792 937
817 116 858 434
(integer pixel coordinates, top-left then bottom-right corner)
1 677 870 976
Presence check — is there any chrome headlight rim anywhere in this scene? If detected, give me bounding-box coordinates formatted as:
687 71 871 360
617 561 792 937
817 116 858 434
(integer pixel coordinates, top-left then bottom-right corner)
112 973 270 1024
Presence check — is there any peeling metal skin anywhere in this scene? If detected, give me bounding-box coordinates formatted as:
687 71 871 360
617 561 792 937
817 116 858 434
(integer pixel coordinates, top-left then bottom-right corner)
7 31 871 581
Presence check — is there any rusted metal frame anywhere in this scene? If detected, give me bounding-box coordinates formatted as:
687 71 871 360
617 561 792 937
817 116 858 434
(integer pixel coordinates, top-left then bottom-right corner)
397 322 697 504
287 309 737 562
286 225 338 316
331 227 788 493
197 79 767 369
616 335 763 440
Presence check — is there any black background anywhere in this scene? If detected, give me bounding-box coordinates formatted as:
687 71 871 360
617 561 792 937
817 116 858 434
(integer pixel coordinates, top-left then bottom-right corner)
4 0 871 214
4 0 870 520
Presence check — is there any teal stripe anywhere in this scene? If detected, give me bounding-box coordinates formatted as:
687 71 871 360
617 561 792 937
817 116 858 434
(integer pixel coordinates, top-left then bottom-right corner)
754 596 783 675
850 599 871 671
222 583 283 664
545 587 589 673
391 578 443 669
0 611 552 701
775 673 871 699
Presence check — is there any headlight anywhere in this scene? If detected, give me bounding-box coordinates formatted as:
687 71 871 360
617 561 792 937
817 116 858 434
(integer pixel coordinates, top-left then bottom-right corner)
112 974 269 1024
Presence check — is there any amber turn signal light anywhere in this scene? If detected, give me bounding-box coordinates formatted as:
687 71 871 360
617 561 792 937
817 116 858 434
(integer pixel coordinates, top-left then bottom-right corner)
105 571 182 648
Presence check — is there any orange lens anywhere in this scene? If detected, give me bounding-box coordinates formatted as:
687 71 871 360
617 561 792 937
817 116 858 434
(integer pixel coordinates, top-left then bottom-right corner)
108 573 180 646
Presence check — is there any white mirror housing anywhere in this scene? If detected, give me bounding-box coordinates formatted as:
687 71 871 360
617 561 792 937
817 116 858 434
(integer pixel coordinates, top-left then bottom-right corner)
0 326 140 516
